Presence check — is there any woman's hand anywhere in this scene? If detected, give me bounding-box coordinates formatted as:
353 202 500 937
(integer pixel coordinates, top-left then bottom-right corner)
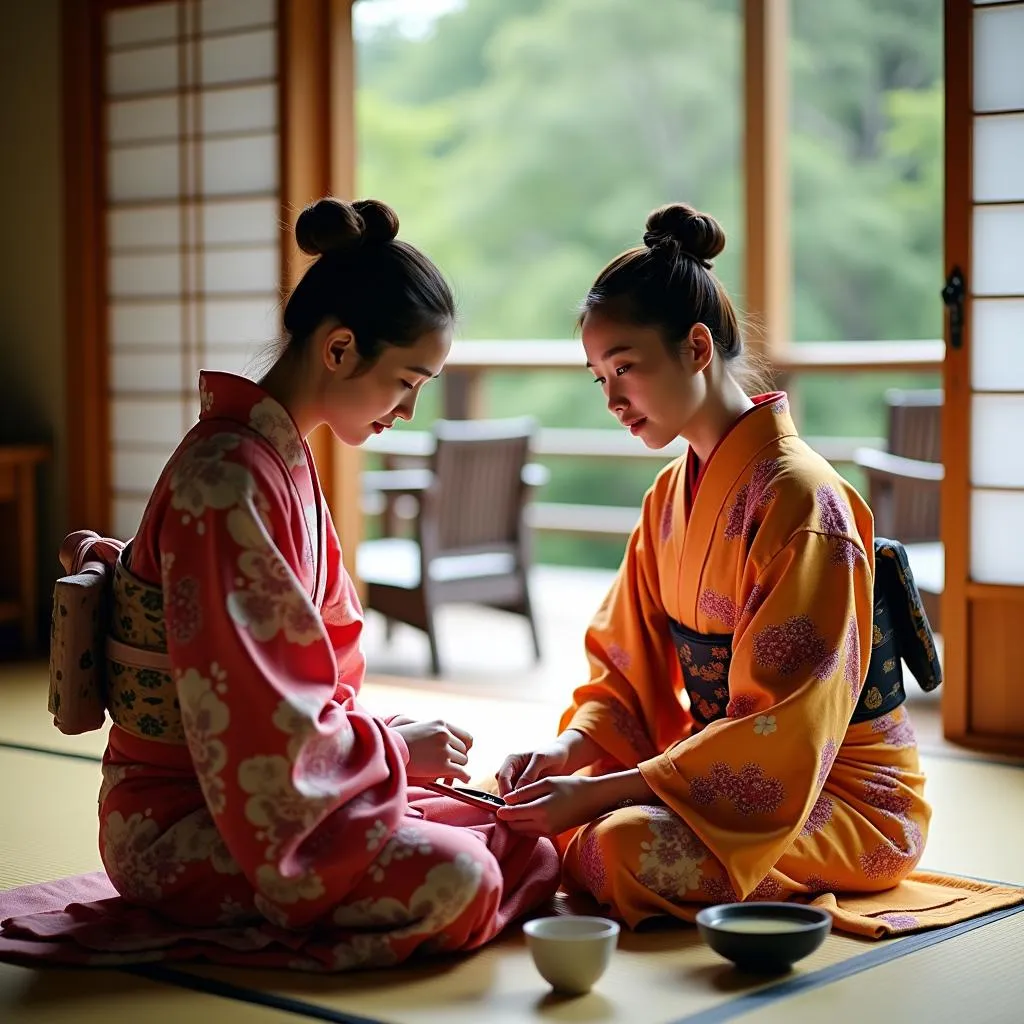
496 776 608 835
495 729 603 796
495 745 569 797
394 719 474 784
497 768 657 835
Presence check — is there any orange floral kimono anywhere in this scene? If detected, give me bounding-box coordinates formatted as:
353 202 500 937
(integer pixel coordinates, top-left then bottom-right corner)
559 394 930 926
94 371 558 969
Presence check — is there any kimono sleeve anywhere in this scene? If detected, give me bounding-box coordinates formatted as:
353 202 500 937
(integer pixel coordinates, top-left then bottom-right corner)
318 514 368 697
559 471 693 768
160 440 408 924
638 528 874 898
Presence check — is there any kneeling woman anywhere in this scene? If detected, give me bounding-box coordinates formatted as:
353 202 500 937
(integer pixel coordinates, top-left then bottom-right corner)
496 204 928 925
95 198 559 968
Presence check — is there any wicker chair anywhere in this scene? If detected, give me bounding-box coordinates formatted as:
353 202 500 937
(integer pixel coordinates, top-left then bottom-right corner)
358 417 547 675
853 389 944 631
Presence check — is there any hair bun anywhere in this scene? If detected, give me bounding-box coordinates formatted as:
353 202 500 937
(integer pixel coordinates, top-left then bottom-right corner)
643 203 726 265
294 197 400 257
352 199 400 245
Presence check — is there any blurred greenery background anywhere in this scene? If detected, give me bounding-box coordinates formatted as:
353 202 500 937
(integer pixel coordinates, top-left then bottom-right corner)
354 0 942 568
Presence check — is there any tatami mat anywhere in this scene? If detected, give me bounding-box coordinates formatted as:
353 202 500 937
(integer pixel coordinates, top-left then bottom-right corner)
1 663 1023 1023
0 748 104 888
729 910 1024 1024
174 924 893 1024
0 962 296 1024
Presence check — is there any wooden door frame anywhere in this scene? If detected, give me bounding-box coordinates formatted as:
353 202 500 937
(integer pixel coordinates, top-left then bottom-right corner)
940 0 971 743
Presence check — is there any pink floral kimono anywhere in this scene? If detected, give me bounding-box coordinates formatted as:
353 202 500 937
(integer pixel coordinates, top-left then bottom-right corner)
67 371 557 970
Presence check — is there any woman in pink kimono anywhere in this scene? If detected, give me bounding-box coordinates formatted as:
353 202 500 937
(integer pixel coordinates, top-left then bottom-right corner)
97 198 559 969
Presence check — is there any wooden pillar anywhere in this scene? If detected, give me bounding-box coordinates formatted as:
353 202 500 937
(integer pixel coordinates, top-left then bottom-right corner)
442 370 486 420
743 0 791 363
327 0 365 581
280 0 364 584
62 0 108 532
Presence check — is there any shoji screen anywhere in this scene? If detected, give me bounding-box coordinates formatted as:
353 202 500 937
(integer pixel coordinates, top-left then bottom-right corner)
943 0 1024 753
968 1 1024 589
104 0 281 538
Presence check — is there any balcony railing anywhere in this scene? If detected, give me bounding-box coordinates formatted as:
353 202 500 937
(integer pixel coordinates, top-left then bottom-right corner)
364 339 944 539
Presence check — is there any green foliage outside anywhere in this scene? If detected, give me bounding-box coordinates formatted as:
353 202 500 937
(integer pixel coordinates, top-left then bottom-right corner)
355 0 943 568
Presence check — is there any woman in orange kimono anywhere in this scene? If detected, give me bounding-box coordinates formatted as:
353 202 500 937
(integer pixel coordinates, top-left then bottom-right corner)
93 198 559 969
496 203 928 925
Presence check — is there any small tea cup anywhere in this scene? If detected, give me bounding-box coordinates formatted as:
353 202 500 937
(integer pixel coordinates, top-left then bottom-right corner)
523 915 620 995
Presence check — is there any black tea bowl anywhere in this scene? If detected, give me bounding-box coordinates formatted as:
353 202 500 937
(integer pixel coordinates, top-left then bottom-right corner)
695 902 832 973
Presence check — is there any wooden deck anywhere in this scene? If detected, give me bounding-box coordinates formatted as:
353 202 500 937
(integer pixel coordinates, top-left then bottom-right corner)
362 565 614 704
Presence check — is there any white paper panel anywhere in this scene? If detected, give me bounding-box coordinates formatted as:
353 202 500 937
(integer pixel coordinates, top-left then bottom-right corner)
204 297 280 344
108 96 180 143
203 247 279 293
972 298 1024 390
972 204 1024 295
202 347 259 374
113 450 168 494
112 351 186 392
201 30 276 86
974 5 1024 113
204 198 279 245
110 254 183 298
107 43 181 98
111 303 183 347
107 3 179 49
974 114 1024 201
109 206 182 250
108 143 181 202
109 200 280 250
113 497 151 542
971 489 1024 583
971 395 1024 487
112 398 188 446
201 0 275 34
202 84 277 134
202 134 278 195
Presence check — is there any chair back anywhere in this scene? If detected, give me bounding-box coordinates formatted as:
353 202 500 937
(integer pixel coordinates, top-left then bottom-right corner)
885 388 942 542
430 417 536 555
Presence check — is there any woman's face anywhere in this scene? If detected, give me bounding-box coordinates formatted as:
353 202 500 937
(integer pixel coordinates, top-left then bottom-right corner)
321 324 452 446
582 310 707 449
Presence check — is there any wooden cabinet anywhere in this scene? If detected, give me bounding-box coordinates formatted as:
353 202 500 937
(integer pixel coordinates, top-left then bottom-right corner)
0 446 49 653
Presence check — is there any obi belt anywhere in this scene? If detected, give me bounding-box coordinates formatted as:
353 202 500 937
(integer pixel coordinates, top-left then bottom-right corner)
48 532 183 745
669 537 943 729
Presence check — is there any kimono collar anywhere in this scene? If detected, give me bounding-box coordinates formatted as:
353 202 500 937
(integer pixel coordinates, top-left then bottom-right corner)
686 392 795 494
197 371 309 471
677 392 798 622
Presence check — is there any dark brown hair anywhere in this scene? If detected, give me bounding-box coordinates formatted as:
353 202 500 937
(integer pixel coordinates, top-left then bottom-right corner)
581 203 761 386
282 197 455 363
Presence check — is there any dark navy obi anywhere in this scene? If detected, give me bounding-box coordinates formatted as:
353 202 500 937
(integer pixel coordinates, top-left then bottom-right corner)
670 538 943 729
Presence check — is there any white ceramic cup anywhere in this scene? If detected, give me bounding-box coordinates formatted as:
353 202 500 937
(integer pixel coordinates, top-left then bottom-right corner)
523 915 620 995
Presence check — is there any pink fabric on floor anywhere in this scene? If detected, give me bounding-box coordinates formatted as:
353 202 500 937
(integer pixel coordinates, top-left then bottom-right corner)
0 817 559 972
0 870 492 970
0 872 291 967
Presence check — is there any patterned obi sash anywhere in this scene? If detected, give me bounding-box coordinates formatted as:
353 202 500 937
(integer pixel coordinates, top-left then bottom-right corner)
48 534 184 746
670 538 942 730
105 552 183 744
